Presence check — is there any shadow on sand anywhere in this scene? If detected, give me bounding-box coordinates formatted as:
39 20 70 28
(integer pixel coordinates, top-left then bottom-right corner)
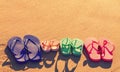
55 51 81 72
2 46 112 71
2 46 57 71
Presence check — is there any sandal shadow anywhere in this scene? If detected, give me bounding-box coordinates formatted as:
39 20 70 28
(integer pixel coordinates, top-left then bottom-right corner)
42 51 57 68
2 46 26 71
55 51 80 72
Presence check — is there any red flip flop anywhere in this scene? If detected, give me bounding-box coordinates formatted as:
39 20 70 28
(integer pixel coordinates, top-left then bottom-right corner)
84 38 101 61
41 40 51 52
99 38 115 61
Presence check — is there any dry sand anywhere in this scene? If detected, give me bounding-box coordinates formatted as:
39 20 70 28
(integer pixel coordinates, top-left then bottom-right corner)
0 0 120 72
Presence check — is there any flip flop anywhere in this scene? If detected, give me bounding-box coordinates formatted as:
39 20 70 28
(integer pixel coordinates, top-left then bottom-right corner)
99 38 115 61
71 38 83 56
41 39 60 52
60 38 72 55
84 38 101 61
7 37 29 62
41 40 51 52
24 35 41 61
50 39 60 51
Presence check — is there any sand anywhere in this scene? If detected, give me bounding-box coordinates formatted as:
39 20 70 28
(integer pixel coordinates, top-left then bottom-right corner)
0 0 120 72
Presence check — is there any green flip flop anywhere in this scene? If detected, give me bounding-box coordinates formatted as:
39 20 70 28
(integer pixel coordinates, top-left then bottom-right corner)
71 38 83 56
60 38 72 55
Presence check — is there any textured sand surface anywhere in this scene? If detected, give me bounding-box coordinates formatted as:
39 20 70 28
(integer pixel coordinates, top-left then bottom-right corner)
0 0 120 72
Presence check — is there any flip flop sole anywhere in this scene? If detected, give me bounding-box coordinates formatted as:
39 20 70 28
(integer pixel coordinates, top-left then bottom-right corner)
71 38 83 56
99 38 115 61
24 35 41 61
41 40 51 52
50 39 60 51
84 38 101 61
60 38 72 55
8 37 28 62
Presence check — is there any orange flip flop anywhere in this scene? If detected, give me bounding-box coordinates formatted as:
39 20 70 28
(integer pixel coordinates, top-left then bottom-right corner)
99 38 115 61
41 39 60 52
84 38 101 61
41 40 51 52
50 39 60 51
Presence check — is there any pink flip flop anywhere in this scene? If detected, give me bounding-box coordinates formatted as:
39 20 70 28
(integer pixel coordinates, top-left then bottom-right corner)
84 38 101 61
99 38 115 61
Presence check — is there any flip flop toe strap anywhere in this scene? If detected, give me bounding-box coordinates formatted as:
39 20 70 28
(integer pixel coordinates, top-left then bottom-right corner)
15 48 28 61
86 40 99 54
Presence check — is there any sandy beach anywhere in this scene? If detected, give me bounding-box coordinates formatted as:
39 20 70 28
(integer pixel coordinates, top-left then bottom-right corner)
0 0 120 72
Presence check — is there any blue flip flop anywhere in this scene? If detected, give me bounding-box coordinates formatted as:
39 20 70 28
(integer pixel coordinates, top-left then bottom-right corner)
24 35 41 61
7 37 29 62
